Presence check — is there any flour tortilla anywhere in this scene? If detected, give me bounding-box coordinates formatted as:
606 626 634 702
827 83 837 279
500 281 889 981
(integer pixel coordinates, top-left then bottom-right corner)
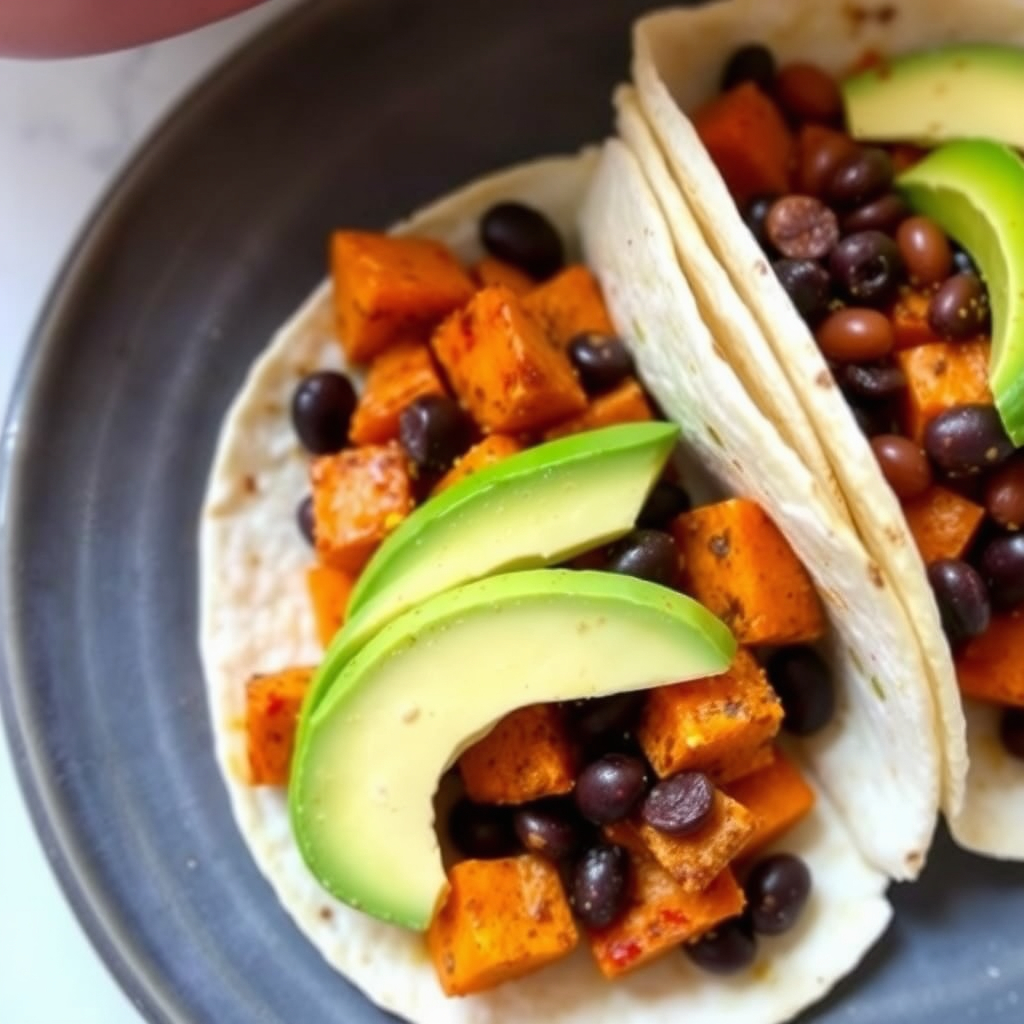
631 0 1024 856
200 153 892 1023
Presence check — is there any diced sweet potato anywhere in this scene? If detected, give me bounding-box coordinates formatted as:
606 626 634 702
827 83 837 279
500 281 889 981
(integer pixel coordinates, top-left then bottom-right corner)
890 288 946 350
723 747 816 859
902 485 986 564
306 564 354 648
896 341 993 444
473 256 535 296
693 83 793 205
311 442 414 573
432 434 523 494
246 667 315 785
638 649 783 782
331 232 475 363
542 378 653 440
956 612 1024 707
522 265 615 349
349 341 446 445
432 285 587 433
459 705 575 804
427 855 578 995
673 500 825 645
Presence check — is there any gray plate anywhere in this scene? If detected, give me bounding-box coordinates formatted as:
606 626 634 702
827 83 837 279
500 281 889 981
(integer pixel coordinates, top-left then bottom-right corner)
1 1 1022 1022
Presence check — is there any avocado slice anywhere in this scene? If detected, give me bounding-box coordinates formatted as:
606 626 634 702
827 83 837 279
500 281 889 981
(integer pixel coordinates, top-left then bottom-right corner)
899 140 1024 443
844 45 1024 149
291 568 734 929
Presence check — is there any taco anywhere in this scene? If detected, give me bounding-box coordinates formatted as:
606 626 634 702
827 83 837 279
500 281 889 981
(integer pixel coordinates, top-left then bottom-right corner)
198 150 938 1023
628 0 1024 858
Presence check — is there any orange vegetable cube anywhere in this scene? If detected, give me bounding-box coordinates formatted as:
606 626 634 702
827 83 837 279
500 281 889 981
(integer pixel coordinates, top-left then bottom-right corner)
890 288 946 350
245 667 315 785
543 378 653 440
459 705 575 804
331 232 475 363
896 341 992 444
638 649 783 782
306 564 354 648
723 747 816 859
432 286 587 433
473 256 535 296
311 442 414 573
349 341 446 445
428 855 578 995
432 434 523 494
902 485 986 564
673 500 825 644
956 612 1024 707
522 265 615 349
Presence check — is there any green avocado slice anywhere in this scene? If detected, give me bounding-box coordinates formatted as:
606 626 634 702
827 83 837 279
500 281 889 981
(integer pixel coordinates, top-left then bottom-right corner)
899 140 1024 444
290 568 734 930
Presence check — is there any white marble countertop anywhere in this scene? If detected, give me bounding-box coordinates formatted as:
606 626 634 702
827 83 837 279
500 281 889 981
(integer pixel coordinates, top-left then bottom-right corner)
0 4 301 1020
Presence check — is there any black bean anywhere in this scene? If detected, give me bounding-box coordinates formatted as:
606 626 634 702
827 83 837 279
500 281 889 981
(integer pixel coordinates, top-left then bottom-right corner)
575 753 648 825
829 231 904 306
480 202 563 280
928 273 990 340
743 195 778 252
924 404 1014 476
638 480 692 529
951 244 979 276
398 394 472 475
606 529 678 587
841 192 909 235
565 692 647 756
721 43 776 93
744 854 812 935
641 771 714 836
839 363 906 402
927 559 991 643
774 258 832 325
296 494 315 545
870 434 932 499
513 799 586 861
765 646 835 735
567 333 635 393
765 196 839 260
291 371 356 454
448 799 519 859
685 918 757 974
985 457 1024 529
571 844 631 929
1000 708 1024 760
852 403 898 438
825 147 894 207
978 534 1024 610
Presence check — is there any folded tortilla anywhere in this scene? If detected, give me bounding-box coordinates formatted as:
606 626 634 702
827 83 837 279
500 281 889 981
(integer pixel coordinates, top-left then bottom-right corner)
200 153 896 1024
630 0 1023 858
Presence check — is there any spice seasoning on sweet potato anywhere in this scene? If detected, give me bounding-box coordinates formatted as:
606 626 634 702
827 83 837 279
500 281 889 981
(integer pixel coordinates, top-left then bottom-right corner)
543 378 653 440
432 285 587 434
311 442 414 573
673 500 825 645
427 855 578 996
638 648 783 782
432 434 523 494
349 341 446 445
331 232 476 363
522 265 615 348
902 485 986 564
458 704 575 804
956 612 1024 708
473 256 535 296
890 288 946 350
246 667 315 785
306 564 355 648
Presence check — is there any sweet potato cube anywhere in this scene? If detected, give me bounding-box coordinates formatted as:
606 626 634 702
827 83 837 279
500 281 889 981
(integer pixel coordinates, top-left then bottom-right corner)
902 485 986 564
890 288 946 350
349 341 446 445
306 564 354 648
896 341 992 444
723 747 816 859
459 705 575 804
956 612 1024 707
473 256 535 296
427 855 578 995
543 379 653 440
311 442 414 573
432 434 523 494
331 232 475 363
522 265 615 349
638 649 783 783
673 500 825 645
246 667 315 785
432 286 587 433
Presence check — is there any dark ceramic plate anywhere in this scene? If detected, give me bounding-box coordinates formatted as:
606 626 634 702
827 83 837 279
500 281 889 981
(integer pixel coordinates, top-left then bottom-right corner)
2 1 1022 1022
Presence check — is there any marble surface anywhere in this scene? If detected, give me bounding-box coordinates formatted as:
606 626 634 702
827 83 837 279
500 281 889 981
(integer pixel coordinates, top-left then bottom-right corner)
0 3 301 1021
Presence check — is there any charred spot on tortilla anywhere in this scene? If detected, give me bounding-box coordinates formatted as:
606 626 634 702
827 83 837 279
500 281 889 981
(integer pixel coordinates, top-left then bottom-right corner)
707 425 724 448
814 369 834 389
870 676 887 701
243 474 259 495
867 563 884 588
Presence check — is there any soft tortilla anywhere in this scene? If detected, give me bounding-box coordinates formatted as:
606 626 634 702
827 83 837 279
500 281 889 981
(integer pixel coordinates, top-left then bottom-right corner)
200 153 891 1023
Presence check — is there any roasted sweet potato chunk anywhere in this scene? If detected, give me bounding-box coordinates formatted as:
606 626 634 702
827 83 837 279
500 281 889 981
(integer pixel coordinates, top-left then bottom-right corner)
890 288 946 350
432 286 587 434
673 499 825 645
956 612 1024 707
902 485 986 564
543 378 653 440
473 256 535 296
306 564 354 648
522 265 615 349
723 747 816 859
427 855 578 995
459 705 575 804
311 442 414 573
432 434 523 494
638 649 783 783
331 232 475 363
246 667 315 785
